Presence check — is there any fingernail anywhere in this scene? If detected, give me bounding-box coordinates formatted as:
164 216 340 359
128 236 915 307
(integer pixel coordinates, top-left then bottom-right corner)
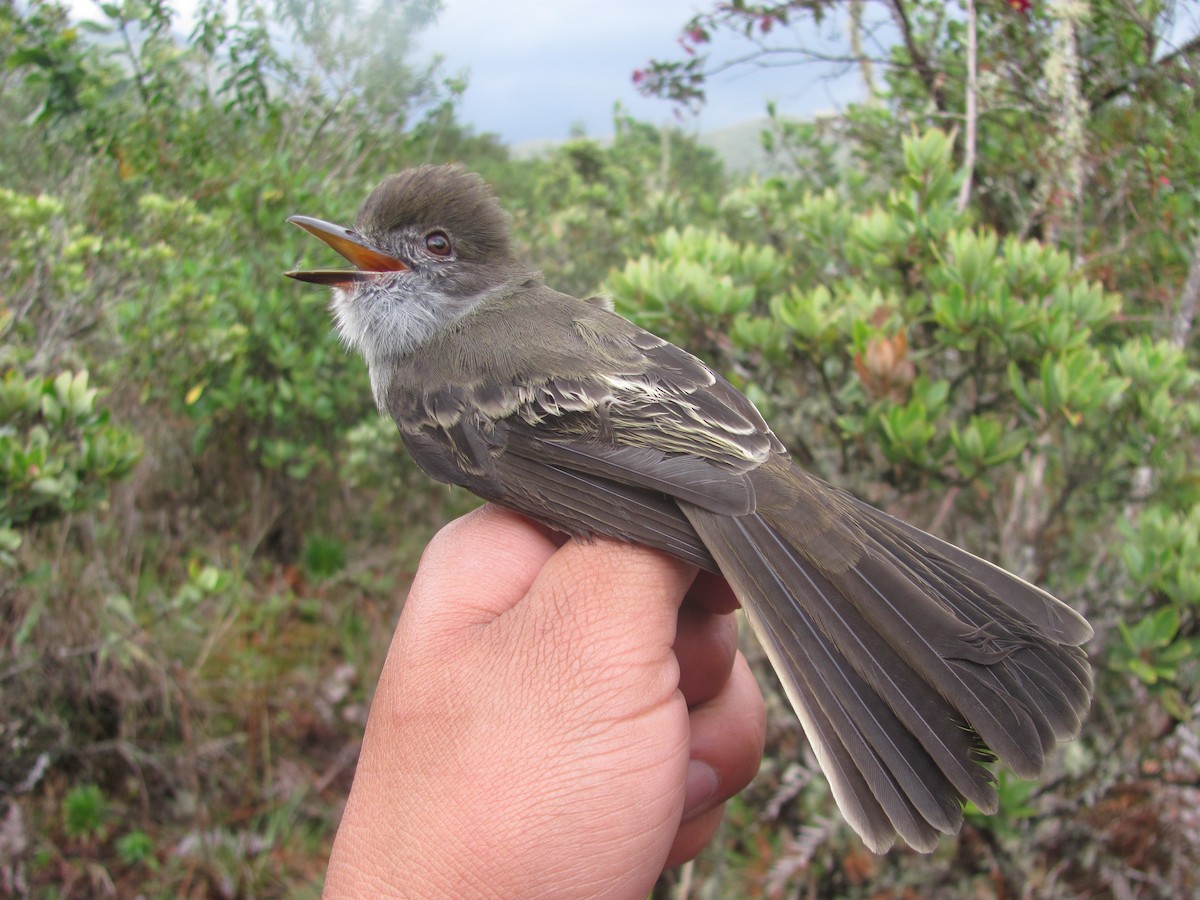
683 760 719 819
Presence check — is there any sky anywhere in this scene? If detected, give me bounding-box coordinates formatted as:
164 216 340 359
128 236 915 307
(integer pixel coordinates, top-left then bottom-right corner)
418 0 865 144
66 0 867 145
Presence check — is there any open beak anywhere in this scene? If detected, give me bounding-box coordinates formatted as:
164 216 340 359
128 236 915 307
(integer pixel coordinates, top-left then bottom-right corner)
284 215 408 287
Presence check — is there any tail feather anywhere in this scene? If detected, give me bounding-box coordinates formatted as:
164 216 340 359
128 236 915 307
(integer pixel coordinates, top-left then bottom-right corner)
782 520 1058 777
852 506 1094 694
772 653 899 853
679 480 1091 852
735 514 997 813
684 507 1001 851
844 492 1093 645
720 528 951 851
848 506 1093 743
756 598 951 850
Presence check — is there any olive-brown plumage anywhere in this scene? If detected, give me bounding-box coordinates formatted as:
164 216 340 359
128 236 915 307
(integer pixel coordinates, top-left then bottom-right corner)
286 164 1093 853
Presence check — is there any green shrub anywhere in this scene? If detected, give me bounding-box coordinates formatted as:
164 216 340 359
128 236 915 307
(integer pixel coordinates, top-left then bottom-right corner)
62 783 110 843
609 131 1198 583
0 369 141 566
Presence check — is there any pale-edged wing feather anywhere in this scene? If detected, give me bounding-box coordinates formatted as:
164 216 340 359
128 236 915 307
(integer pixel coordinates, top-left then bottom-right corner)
402 428 716 569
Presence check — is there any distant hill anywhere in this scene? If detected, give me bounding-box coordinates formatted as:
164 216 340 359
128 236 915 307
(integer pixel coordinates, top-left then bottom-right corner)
696 117 773 174
510 117 777 174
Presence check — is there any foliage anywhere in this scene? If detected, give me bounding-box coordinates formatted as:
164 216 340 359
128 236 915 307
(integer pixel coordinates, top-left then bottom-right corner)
0 369 141 566
61 784 109 844
115 830 157 869
638 0 1200 337
0 0 471 894
612 129 1182 519
1 0 1198 896
511 111 728 298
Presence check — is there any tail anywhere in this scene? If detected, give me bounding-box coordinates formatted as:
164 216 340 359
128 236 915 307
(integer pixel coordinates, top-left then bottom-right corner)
679 460 1093 853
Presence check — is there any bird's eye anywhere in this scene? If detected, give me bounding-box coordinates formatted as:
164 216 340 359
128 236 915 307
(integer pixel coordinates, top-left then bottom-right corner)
425 231 452 256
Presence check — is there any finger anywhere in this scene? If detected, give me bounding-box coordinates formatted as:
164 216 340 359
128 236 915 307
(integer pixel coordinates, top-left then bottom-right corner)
683 652 765 822
403 505 561 630
664 803 727 869
522 535 698 651
663 653 766 865
675 606 739 707
686 569 740 615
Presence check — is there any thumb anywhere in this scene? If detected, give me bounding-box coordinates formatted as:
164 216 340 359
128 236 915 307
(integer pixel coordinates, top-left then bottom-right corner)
516 533 699 664
400 504 563 633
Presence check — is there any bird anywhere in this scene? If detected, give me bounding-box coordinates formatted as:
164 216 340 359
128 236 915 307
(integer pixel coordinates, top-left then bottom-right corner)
285 164 1093 853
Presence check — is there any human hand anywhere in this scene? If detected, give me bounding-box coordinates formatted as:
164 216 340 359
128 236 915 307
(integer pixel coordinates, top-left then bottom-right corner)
323 505 766 898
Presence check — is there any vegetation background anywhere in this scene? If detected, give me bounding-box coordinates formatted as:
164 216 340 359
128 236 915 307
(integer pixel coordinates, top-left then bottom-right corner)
2 0 1198 896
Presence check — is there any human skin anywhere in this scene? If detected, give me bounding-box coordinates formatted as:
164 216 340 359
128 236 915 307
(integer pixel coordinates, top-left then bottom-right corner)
324 505 767 898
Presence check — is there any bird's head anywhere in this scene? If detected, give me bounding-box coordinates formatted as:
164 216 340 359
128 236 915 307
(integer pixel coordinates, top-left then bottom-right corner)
286 165 531 368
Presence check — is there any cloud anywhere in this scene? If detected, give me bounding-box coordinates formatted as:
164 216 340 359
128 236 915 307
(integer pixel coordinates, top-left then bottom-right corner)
420 0 864 144
420 0 703 141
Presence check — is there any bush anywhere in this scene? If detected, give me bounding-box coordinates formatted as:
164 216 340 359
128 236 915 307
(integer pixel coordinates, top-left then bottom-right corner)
0 369 141 566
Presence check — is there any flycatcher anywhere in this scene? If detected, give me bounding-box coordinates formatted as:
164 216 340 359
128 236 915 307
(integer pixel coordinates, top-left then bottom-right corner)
286 164 1092 853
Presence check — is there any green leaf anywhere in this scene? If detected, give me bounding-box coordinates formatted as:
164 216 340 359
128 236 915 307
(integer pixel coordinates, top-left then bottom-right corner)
1127 657 1159 685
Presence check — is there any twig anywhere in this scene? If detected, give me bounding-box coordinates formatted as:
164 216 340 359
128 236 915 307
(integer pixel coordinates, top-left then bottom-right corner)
675 859 694 900
850 0 877 96
1170 231 1200 350
926 484 961 536
956 0 978 214
885 0 949 113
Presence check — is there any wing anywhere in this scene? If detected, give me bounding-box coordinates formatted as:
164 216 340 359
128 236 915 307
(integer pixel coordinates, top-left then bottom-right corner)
385 290 786 566
388 294 787 564
399 425 720 568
